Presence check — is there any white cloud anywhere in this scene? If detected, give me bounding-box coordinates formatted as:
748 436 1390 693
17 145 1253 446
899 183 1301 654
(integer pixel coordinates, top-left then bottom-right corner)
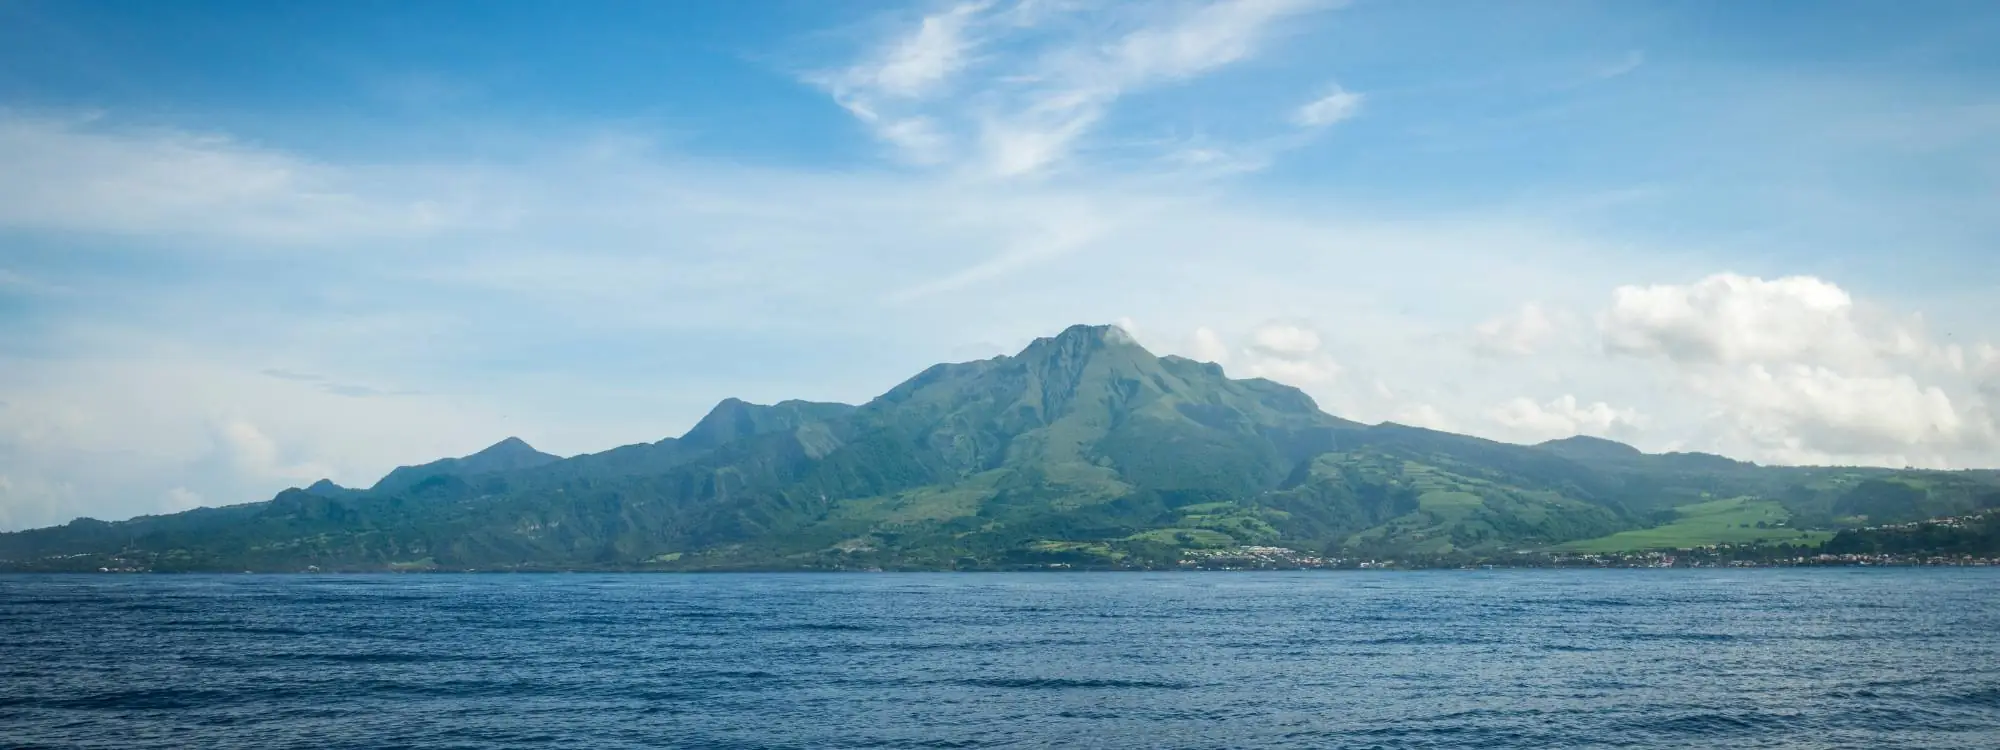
1244 356 1343 385
1596 273 1999 467
218 420 338 487
1294 84 1363 127
979 111 1099 177
0 342 551 530
1487 394 1645 443
1178 321 1344 385
4 89 1997 532
876 116 954 165
988 0 1322 176
820 2 993 162
845 2 989 100
1097 0 1316 81
1242 322 1342 384
1247 322 1322 357
813 0 1331 177
1601 273 1871 366
1692 365 1990 465
1473 302 1561 357
1186 326 1231 365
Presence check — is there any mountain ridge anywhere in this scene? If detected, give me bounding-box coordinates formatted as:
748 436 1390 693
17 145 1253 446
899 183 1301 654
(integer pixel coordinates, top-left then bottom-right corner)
4 323 1997 571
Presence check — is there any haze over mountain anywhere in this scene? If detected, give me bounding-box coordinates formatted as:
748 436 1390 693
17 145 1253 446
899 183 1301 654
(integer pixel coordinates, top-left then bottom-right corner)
4 325 1995 571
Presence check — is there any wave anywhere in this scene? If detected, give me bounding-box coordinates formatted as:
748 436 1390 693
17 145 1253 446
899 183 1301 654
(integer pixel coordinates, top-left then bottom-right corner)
947 677 1194 690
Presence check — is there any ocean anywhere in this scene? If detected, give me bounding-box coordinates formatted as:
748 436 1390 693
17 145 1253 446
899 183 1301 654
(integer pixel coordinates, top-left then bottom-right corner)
3 570 1997 749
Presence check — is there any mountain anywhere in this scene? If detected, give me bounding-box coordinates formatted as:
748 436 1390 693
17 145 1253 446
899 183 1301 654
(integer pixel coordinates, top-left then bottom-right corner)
1536 435 1643 462
304 479 353 497
681 398 858 450
369 437 562 494
4 323 1998 572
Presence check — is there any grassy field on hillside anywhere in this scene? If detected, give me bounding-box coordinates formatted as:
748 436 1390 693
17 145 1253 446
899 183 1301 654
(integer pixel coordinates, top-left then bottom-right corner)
1555 497 1832 552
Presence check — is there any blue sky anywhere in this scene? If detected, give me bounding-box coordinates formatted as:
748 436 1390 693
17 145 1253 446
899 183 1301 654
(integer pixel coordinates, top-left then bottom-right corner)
1 0 1997 529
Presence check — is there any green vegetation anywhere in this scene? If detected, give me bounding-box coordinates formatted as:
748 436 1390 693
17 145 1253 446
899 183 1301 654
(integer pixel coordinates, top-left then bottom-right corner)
3 323 1996 572
1125 528 1236 548
1556 497 1832 552
1822 510 2000 557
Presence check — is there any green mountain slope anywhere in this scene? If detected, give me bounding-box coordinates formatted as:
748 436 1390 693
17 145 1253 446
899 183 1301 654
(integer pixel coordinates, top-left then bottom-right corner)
3 323 1997 571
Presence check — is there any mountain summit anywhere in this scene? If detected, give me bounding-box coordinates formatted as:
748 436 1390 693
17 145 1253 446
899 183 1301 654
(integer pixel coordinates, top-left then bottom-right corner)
303 479 351 497
3 323 1996 572
1536 435 1643 461
465 437 557 470
681 398 856 450
369 437 561 493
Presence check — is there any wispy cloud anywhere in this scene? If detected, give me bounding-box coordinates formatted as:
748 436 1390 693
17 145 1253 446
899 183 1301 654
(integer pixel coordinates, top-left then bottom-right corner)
817 1 993 164
1591 49 1645 81
832 2 990 101
259 369 417 398
811 0 1336 178
258 368 324 383
885 201 1115 302
0 112 490 245
1294 84 1364 127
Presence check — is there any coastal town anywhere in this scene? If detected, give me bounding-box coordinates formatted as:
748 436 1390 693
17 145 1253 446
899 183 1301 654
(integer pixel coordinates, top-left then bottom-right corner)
1168 544 2000 571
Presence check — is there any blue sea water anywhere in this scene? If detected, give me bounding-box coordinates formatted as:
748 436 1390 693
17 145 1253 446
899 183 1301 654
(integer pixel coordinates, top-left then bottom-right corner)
3 570 1999 749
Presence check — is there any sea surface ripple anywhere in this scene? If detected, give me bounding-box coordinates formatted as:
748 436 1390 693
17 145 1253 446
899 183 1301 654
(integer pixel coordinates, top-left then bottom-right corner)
3 569 1998 749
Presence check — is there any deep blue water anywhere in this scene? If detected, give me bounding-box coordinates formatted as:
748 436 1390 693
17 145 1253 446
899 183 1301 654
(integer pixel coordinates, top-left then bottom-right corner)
3 570 2000 749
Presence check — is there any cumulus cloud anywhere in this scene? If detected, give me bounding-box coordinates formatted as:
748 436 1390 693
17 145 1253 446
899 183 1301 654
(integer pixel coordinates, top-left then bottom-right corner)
1165 321 1342 385
217 420 338 486
1979 343 2000 390
1240 322 1342 384
1601 273 1872 366
1598 272 1999 467
1487 394 1645 443
1247 322 1322 357
1692 365 1989 465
